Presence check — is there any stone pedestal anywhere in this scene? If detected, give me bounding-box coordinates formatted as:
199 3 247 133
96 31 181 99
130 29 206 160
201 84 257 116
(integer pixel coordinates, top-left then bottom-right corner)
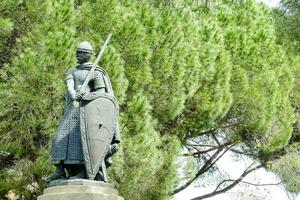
38 179 124 200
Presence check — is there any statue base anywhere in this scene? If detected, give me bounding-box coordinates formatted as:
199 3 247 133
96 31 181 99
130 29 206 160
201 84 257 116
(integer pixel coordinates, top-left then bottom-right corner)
38 179 124 200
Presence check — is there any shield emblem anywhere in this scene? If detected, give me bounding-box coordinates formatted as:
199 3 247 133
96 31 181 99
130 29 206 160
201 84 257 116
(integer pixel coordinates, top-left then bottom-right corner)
80 95 118 180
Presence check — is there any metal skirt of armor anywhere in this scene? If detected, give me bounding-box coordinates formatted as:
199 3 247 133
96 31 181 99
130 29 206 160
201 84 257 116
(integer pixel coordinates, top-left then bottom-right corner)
51 102 84 164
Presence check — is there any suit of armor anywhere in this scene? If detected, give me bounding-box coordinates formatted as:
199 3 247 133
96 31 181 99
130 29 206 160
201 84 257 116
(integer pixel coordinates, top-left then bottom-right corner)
51 63 106 164
44 41 120 183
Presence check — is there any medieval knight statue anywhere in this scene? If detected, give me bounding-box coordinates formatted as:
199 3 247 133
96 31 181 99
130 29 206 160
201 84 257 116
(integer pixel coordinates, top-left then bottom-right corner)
43 35 120 183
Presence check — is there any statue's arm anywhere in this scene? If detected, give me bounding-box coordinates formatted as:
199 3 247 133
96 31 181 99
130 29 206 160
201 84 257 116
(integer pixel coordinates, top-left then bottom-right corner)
82 71 106 100
65 69 76 100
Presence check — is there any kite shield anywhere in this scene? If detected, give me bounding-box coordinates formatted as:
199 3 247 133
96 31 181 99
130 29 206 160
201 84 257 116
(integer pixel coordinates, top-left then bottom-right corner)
80 95 118 180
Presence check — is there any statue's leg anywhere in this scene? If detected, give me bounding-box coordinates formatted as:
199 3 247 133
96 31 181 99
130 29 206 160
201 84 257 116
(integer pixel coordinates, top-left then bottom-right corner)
68 164 86 179
65 164 76 177
42 161 66 183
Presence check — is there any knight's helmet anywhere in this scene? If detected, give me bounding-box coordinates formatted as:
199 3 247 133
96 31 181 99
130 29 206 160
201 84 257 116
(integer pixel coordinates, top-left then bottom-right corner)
76 41 93 64
77 41 93 54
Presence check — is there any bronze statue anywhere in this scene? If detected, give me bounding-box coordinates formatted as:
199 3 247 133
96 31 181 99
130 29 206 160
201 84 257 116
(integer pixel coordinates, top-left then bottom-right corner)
43 35 120 183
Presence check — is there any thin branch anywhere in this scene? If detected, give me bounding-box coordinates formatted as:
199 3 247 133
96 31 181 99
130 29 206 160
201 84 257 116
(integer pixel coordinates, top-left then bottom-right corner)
196 128 218 136
172 148 224 195
185 143 200 153
190 164 264 200
212 134 221 146
186 144 216 148
229 148 258 158
185 122 240 140
213 162 256 191
181 147 218 156
198 123 237 136
182 140 234 157
238 180 282 187
213 179 282 193
172 144 233 195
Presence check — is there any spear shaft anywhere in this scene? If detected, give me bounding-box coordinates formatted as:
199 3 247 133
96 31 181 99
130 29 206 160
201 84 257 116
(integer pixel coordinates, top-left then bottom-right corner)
73 33 112 107
82 33 112 90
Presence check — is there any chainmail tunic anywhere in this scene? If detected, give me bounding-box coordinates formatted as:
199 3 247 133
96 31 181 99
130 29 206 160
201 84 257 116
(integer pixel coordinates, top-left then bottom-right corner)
51 63 105 164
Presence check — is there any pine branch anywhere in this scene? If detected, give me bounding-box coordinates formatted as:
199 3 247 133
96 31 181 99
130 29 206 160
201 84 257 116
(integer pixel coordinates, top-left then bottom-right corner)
172 144 233 195
181 146 219 156
182 140 234 157
190 164 264 200
196 122 239 137
237 180 282 187
229 148 258 158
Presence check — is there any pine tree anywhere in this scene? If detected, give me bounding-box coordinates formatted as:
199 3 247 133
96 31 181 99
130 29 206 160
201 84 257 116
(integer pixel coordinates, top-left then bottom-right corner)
0 0 76 197
0 0 299 199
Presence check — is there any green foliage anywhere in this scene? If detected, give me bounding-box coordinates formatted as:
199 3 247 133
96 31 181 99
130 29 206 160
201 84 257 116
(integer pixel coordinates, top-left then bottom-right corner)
271 145 300 192
0 17 13 49
0 0 76 196
0 0 56 66
274 0 300 51
0 159 33 198
0 0 299 199
274 0 300 143
216 2 295 152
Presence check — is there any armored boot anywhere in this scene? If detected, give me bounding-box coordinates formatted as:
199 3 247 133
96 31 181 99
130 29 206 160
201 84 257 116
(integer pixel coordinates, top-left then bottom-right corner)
42 163 66 183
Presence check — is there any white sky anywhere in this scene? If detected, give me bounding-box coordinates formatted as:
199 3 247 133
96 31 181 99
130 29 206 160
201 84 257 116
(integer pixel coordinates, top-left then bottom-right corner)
258 0 281 7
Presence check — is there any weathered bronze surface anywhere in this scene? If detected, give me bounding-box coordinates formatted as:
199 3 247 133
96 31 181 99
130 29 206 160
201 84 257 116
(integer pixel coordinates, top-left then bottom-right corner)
43 36 120 183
